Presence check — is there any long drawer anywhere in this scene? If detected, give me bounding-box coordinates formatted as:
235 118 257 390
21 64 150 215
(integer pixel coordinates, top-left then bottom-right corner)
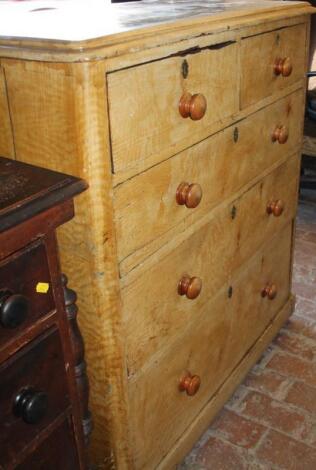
122 154 299 376
107 40 238 176
128 223 293 470
115 90 303 271
240 23 307 108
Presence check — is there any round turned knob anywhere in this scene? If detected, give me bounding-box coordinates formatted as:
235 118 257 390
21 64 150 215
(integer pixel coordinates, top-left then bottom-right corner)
0 289 29 329
179 92 207 121
274 57 292 77
13 388 48 424
176 182 203 208
261 284 277 300
179 372 201 396
178 275 202 300
267 199 285 217
272 125 289 144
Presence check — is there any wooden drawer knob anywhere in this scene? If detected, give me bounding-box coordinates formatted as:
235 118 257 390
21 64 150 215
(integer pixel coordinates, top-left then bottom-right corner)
272 125 289 144
178 275 202 300
267 199 284 217
176 182 202 208
274 57 292 77
261 284 277 300
179 92 207 120
179 372 201 396
13 388 48 424
0 289 29 329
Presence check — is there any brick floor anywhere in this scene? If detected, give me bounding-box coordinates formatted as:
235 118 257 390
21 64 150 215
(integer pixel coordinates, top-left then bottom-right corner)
179 200 316 470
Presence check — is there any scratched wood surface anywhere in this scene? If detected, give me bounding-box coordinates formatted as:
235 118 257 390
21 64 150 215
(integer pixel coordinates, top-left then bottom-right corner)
107 41 238 175
121 154 299 376
0 4 312 468
114 89 303 270
128 223 293 469
240 22 307 107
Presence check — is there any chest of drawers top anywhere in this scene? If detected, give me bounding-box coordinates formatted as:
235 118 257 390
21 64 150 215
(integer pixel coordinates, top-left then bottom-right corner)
0 157 87 235
0 0 313 60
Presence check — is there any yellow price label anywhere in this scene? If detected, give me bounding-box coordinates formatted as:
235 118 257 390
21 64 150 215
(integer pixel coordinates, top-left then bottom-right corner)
36 282 50 294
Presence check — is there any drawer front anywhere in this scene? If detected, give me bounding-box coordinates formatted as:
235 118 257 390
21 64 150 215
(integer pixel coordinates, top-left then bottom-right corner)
0 241 55 350
240 23 307 108
108 41 238 176
129 223 293 469
0 329 70 467
0 67 14 157
16 418 79 470
227 223 292 366
122 155 299 376
115 90 303 270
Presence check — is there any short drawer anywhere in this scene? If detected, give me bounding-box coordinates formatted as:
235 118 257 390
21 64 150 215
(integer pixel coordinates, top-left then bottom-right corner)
108 41 238 177
0 329 70 467
128 223 293 470
122 154 299 376
240 23 307 108
0 241 55 350
0 67 14 157
115 89 303 272
16 417 79 470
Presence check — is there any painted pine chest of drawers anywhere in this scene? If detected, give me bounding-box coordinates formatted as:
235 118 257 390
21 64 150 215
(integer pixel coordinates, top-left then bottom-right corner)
0 1 314 468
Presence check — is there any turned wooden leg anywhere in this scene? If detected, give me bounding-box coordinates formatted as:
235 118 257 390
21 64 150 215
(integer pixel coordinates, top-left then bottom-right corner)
61 274 93 451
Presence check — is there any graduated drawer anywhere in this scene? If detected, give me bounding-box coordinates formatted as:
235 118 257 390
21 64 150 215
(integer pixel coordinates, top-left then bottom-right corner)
240 23 307 108
122 154 299 376
128 223 293 470
107 41 238 177
0 329 69 467
0 241 55 351
115 89 303 274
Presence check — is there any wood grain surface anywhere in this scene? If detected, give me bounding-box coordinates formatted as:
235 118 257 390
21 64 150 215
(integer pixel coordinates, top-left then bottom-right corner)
128 223 293 469
107 41 238 175
121 155 299 377
114 89 303 269
0 7 311 468
240 22 307 107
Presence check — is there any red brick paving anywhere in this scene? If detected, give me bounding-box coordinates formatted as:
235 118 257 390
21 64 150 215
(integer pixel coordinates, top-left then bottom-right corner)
211 409 266 449
285 382 316 416
244 369 288 396
179 202 316 469
256 430 316 469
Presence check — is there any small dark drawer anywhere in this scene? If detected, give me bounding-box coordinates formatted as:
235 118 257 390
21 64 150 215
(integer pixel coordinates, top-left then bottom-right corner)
0 329 70 467
0 241 55 348
16 417 80 470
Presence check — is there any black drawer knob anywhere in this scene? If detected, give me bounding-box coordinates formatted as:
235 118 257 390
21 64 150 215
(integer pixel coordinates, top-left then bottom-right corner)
13 388 48 425
0 289 29 328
